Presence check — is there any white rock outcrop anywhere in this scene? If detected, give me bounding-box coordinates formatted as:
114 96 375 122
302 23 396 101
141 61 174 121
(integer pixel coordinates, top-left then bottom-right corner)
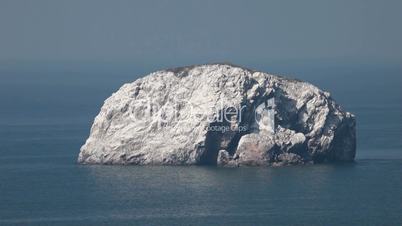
78 63 356 166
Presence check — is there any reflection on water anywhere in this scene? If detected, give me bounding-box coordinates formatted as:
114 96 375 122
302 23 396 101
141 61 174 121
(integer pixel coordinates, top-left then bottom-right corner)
15 161 392 225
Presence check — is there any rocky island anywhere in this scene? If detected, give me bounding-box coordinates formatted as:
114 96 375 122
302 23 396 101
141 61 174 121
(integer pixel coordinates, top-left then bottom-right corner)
78 63 356 166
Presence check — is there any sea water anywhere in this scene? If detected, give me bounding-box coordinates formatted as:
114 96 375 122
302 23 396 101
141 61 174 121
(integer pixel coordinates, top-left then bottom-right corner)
0 62 401 225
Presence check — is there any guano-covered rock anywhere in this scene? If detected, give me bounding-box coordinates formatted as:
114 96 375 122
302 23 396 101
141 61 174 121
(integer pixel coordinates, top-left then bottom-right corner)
78 63 356 166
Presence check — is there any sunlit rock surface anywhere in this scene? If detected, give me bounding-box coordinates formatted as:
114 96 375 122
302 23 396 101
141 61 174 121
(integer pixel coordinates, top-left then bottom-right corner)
78 63 356 166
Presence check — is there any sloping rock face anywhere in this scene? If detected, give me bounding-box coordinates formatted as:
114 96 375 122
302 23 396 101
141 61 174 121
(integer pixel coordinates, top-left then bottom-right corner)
78 64 356 166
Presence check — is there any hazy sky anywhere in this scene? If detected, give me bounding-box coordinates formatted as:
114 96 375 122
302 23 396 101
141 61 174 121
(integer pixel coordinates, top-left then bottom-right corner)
1 0 401 65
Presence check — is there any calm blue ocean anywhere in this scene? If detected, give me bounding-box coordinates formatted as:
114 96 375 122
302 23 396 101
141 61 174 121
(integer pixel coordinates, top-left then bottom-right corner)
0 62 401 225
